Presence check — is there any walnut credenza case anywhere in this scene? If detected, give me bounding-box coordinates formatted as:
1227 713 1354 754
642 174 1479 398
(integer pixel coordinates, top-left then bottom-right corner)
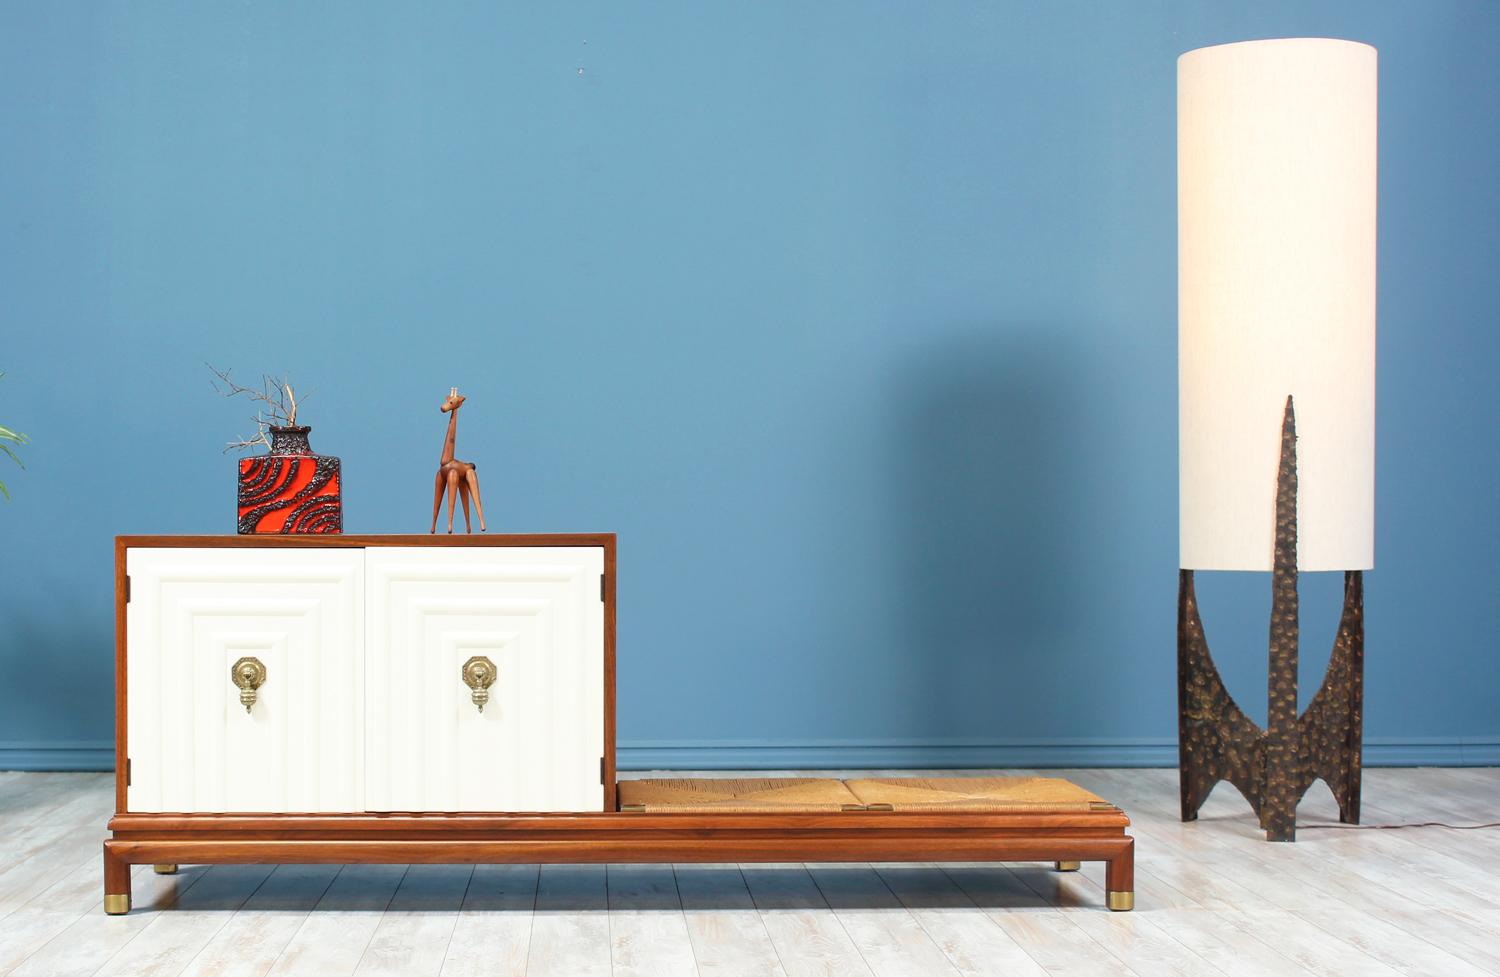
106 535 1134 913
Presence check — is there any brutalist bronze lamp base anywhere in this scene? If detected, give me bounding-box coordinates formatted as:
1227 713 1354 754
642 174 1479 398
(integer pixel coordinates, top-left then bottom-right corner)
1177 397 1365 842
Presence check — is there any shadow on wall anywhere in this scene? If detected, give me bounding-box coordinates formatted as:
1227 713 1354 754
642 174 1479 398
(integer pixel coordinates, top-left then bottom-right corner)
887 328 1096 739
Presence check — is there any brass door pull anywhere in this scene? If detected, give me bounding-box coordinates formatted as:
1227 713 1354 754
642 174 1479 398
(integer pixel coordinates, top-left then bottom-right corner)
231 657 267 713
462 656 496 712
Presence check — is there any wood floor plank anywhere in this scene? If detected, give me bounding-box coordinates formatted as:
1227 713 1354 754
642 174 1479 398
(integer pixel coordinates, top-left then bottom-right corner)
1384 769 1500 820
35 774 114 821
607 864 699 977
9 865 215 977
350 864 472 977
677 864 789 977
0 863 150 974
1355 815 1500 865
263 864 408 977
1066 910 1232 977
0 839 105 922
984 909 1150 977
0 773 77 822
1227 839 1413 912
1006 863 1110 912
1077 850 1250 911
5 853 112 916
871 863 1048 977
176 864 342 977
440 864 538 977
1223 910 1405 977
1294 824 1500 910
89 864 277 977
525 864 612 977
1300 907 1497 977
1149 908 1320 977
1361 907 1500 974
804 863 963 977
938 863 1060 913
741 864 874 977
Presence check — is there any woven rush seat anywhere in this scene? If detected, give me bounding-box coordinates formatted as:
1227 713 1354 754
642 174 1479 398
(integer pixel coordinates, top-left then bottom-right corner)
618 776 1110 813
617 778 862 813
844 776 1108 812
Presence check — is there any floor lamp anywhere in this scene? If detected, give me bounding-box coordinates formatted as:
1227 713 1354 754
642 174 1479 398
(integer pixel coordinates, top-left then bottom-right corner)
1177 38 1376 842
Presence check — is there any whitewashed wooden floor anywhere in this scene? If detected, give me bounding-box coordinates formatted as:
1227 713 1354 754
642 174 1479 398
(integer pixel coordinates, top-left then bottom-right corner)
2 768 1499 977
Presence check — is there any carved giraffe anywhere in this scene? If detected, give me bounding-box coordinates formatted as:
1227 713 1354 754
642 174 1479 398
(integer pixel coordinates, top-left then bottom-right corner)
431 387 486 534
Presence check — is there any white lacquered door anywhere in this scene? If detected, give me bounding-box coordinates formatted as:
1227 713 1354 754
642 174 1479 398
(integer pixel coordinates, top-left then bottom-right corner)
125 548 364 812
364 547 605 812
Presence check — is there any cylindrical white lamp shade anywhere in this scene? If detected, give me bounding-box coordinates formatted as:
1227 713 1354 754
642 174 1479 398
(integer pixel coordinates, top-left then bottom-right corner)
1179 38 1376 572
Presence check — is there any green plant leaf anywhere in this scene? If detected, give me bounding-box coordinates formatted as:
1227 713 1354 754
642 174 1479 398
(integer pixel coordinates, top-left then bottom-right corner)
1 372 26 500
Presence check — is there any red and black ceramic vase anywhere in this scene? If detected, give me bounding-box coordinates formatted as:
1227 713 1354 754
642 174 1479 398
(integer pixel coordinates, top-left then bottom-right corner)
236 425 343 534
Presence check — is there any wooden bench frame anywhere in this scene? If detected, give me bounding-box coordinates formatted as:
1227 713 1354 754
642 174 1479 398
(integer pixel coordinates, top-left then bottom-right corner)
106 534 1134 913
104 807 1135 912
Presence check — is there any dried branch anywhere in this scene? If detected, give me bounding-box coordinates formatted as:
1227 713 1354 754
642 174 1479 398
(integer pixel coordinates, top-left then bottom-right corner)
223 435 272 453
208 364 306 453
208 365 295 424
222 412 273 453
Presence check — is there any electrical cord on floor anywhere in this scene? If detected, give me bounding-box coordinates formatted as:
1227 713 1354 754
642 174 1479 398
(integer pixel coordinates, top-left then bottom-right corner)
1300 821 1500 830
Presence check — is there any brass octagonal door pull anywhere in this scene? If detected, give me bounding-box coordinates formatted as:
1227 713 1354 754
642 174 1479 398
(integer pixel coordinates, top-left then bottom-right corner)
231 657 267 713
462 656 497 712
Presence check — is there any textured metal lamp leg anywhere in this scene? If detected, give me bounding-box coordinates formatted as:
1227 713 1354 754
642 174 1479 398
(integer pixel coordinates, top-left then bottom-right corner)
1262 398 1302 842
1177 397 1365 841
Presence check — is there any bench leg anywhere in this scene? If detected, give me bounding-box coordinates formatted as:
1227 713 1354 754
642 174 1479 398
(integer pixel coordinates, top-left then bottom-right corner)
104 843 132 915
1105 837 1134 911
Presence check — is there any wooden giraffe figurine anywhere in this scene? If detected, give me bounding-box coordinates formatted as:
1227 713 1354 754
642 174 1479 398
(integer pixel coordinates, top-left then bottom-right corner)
431 386 487 534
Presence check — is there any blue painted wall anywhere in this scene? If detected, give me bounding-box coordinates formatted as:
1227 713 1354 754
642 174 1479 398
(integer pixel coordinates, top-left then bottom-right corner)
3 2 1497 769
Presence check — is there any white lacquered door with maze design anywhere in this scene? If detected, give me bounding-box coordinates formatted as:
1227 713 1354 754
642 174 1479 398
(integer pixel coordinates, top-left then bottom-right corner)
363 546 605 812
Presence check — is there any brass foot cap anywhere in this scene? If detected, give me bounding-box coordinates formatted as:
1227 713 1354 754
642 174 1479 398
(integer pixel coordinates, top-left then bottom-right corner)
104 894 131 915
1054 861 1081 872
1107 891 1134 912
153 864 178 875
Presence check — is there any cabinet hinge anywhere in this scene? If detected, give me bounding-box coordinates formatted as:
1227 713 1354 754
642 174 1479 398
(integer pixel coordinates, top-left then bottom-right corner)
125 575 131 603
125 758 131 786
600 573 606 602
600 756 606 785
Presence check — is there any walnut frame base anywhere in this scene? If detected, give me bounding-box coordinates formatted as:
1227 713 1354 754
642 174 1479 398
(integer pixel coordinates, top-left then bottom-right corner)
104 809 1134 913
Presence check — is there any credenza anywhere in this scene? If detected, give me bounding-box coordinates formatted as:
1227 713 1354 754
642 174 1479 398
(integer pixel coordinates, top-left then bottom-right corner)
107 534 1134 914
